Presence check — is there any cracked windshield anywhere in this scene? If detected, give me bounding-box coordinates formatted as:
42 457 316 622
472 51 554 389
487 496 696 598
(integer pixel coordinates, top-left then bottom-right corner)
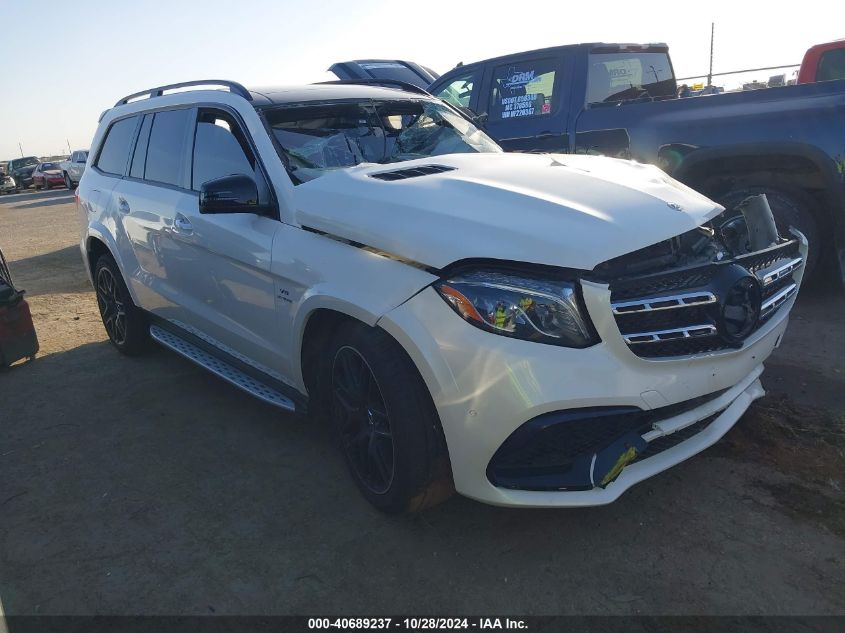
265 100 501 182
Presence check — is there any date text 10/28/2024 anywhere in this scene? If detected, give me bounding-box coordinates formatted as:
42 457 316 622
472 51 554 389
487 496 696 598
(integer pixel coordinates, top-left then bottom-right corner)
308 618 528 630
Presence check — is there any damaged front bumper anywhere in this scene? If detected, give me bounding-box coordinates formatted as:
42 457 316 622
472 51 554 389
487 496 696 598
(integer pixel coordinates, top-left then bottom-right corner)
486 365 765 498
377 230 805 508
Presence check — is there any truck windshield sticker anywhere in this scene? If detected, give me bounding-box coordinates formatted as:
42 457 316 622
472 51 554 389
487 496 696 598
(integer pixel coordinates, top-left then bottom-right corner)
490 59 557 121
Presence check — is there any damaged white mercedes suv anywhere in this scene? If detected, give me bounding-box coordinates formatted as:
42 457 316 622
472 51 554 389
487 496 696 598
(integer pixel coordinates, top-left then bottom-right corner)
78 80 806 512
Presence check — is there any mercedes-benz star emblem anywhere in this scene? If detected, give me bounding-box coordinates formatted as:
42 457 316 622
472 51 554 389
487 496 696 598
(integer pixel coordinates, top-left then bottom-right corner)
712 265 762 346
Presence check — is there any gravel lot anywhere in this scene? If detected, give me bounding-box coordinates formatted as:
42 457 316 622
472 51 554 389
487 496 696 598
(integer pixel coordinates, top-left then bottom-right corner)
1 189 843 616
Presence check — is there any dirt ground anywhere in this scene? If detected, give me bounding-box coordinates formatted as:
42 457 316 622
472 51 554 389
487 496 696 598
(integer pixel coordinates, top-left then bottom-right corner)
1 189 843 616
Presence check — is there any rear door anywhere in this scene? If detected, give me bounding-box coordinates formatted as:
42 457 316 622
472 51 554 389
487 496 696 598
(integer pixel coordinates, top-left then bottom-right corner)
479 54 573 153
111 107 198 316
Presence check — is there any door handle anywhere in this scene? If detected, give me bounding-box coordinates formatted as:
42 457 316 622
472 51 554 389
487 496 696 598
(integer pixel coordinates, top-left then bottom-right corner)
174 214 193 232
117 197 130 213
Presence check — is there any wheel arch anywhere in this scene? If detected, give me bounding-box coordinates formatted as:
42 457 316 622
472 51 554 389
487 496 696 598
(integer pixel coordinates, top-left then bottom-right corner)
83 228 141 305
296 301 447 419
674 142 843 231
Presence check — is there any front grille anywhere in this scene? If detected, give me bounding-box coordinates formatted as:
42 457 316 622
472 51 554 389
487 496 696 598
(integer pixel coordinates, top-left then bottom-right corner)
607 240 800 359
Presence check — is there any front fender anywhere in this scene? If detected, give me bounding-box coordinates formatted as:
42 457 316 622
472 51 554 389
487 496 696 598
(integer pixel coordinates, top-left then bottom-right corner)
274 225 438 391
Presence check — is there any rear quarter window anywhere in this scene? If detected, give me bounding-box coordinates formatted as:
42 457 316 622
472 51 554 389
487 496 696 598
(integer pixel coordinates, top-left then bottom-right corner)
586 52 675 104
95 116 139 176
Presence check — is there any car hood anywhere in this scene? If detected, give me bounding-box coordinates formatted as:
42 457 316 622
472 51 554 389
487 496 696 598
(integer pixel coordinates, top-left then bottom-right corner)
292 152 723 271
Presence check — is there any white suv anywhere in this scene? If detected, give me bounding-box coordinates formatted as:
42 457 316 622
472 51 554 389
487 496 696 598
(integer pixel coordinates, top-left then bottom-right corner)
79 80 806 512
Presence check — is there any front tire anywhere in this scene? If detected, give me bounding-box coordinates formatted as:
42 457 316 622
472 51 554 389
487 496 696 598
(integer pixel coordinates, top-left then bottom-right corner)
64 173 73 189
94 254 150 355
325 322 453 513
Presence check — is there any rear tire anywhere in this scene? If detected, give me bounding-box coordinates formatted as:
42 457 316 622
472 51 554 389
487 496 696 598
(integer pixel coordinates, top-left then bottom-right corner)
94 254 150 355
719 186 821 278
323 321 453 513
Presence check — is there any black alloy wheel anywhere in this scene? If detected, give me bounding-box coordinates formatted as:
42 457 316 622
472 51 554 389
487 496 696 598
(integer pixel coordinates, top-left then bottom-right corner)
332 346 395 495
96 265 128 346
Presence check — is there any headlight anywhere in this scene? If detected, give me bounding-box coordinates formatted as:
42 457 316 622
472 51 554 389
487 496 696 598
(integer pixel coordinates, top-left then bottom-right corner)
434 270 598 348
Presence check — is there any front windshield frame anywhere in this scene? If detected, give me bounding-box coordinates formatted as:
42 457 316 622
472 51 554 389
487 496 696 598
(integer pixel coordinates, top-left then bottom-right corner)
261 97 502 184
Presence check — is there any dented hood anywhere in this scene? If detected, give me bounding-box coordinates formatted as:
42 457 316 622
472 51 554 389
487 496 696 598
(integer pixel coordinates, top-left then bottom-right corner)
292 153 723 271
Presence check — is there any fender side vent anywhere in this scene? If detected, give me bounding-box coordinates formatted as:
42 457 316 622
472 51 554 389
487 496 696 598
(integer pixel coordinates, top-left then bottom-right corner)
369 164 455 181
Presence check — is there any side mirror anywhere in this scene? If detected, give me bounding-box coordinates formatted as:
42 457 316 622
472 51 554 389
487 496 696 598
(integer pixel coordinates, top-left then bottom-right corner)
473 112 489 127
199 174 262 214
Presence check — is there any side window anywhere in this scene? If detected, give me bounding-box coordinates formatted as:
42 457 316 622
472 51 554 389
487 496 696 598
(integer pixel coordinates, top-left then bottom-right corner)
71 152 78 162
434 72 476 109
818 48 845 82
489 59 557 121
95 116 139 176
191 110 255 190
144 108 192 187
130 114 153 179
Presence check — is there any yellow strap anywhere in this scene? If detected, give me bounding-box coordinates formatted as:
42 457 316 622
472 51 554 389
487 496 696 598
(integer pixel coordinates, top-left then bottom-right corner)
600 446 639 487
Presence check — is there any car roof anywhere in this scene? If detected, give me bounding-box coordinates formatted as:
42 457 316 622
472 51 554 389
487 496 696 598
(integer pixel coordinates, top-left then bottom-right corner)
248 83 431 107
439 42 670 76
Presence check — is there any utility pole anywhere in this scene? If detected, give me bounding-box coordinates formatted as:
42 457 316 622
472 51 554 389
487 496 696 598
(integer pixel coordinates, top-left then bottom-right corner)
66 139 72 154
707 22 715 87
18 143 24 158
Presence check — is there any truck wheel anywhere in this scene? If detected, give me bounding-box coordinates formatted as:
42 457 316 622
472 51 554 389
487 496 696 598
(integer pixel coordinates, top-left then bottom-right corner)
325 321 453 513
719 187 820 277
94 254 150 355
64 173 73 189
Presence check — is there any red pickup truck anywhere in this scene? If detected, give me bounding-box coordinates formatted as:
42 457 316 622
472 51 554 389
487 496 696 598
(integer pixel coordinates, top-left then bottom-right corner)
797 39 845 84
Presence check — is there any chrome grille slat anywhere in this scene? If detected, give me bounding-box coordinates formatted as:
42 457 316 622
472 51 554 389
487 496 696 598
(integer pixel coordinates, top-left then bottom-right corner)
757 257 803 286
611 291 716 315
624 324 718 345
760 282 797 318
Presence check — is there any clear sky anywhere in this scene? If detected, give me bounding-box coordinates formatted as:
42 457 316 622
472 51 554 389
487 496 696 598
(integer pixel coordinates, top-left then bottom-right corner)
0 0 841 159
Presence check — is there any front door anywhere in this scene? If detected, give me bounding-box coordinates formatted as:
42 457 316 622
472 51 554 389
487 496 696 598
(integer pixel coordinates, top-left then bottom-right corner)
161 107 283 375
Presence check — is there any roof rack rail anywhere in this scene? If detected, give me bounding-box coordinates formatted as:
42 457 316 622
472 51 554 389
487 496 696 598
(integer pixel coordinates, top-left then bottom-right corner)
315 79 432 96
114 80 252 107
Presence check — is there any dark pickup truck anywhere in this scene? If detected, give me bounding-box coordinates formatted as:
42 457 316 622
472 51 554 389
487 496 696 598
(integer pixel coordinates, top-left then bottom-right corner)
332 44 845 281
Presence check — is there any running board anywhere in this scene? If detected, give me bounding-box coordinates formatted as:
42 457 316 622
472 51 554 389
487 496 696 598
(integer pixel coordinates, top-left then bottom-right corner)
149 325 296 411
